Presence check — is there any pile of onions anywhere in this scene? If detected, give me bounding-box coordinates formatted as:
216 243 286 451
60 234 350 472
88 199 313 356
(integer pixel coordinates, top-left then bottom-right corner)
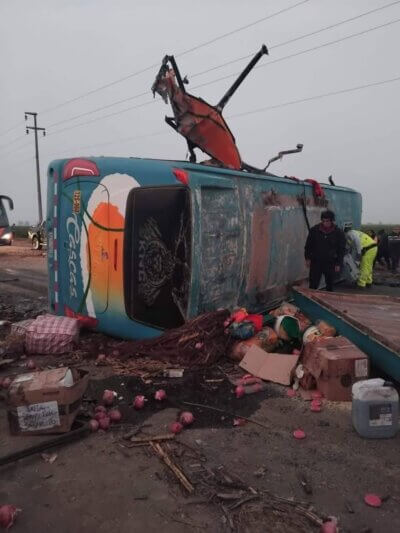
94 411 107 421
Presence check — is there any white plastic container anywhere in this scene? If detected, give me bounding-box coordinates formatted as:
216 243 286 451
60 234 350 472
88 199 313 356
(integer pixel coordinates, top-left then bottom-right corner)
352 378 399 438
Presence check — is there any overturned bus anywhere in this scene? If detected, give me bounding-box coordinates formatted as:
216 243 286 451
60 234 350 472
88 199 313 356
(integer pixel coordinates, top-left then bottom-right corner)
46 157 361 339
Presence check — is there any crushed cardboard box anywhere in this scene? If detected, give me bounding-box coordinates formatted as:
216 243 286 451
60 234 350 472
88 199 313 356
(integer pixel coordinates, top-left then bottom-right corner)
6 367 88 435
239 345 300 386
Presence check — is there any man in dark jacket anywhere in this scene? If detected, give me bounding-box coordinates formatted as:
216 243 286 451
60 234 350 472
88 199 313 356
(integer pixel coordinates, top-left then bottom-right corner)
305 210 346 291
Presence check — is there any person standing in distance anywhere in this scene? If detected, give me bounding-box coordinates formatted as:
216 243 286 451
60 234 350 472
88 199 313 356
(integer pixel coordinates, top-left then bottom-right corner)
304 210 346 291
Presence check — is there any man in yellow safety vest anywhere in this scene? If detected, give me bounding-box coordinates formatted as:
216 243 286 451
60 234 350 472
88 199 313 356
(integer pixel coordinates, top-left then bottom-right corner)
344 228 378 288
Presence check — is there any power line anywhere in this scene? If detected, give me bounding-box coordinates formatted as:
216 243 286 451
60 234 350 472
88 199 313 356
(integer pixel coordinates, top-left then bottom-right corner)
0 140 32 159
227 75 400 120
47 90 149 128
42 129 166 160
41 1 396 132
47 99 157 137
40 73 400 160
0 135 30 153
38 0 312 116
192 16 400 91
190 0 400 79
44 7 400 134
177 0 312 58
0 121 25 139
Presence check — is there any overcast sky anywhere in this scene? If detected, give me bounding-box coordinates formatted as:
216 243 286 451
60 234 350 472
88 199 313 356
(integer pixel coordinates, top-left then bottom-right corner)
1 0 399 224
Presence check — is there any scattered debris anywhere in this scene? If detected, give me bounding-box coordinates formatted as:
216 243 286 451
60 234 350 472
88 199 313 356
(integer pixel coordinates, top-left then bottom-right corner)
128 434 175 445
298 472 313 495
182 401 270 431
150 442 194 494
233 418 247 427
0 419 89 467
41 452 58 464
163 368 184 378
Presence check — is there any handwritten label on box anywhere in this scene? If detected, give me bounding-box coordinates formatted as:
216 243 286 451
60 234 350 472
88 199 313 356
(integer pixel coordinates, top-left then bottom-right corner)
17 401 60 431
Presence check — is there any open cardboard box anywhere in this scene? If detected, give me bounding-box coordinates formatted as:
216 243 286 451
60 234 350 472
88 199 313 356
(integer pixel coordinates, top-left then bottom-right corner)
239 345 299 386
6 367 88 435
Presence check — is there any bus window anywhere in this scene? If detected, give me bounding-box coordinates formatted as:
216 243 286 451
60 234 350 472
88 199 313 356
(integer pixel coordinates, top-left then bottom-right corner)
124 186 191 329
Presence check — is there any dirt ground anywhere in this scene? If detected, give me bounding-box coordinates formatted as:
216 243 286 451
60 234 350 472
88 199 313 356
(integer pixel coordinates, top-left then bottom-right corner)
1 242 400 532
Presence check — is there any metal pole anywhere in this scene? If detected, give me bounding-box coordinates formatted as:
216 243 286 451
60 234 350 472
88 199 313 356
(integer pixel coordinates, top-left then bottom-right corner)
33 113 43 223
25 112 46 223
217 44 268 112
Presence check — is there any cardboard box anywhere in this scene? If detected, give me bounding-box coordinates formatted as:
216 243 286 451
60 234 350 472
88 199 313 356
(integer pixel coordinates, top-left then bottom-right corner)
302 336 369 401
6 367 88 435
239 345 300 386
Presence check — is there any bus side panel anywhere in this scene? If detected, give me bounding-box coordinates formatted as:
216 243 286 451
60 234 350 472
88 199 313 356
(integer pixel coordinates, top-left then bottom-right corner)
240 179 362 311
188 169 362 316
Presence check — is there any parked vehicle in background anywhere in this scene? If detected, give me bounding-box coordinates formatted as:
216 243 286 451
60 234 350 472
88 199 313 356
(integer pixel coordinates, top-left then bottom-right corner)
28 221 47 250
0 195 14 246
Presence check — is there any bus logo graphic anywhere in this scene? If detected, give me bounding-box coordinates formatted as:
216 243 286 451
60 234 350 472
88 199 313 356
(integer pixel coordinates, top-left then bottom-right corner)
72 191 81 214
66 213 81 299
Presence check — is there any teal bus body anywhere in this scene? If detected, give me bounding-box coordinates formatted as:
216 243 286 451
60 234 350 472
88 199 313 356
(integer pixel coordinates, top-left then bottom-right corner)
47 157 362 339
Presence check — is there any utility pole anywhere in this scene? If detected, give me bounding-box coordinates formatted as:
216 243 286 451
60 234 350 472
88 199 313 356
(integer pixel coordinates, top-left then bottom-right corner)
25 112 46 223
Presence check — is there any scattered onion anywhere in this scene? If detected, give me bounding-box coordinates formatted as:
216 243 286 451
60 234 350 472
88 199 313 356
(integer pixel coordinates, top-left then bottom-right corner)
2 377 11 389
320 519 338 533
235 385 245 399
102 389 115 406
26 359 36 370
179 411 194 426
94 411 107 421
89 420 99 432
98 417 110 431
170 422 183 434
0 504 20 530
109 409 122 422
154 389 167 401
94 405 107 414
133 395 146 410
